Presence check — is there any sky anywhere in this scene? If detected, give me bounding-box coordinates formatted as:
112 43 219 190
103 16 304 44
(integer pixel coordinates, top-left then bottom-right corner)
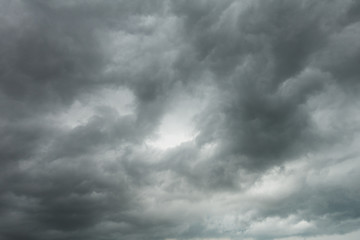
1 0 360 240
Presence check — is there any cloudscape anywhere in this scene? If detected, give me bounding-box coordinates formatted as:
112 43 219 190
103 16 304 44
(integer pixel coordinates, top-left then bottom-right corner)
1 0 360 239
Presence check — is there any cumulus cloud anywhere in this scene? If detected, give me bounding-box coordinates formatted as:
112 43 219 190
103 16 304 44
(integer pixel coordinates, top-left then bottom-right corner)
1 0 360 239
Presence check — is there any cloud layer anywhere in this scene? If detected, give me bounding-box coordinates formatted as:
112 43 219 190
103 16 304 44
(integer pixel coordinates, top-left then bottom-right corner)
1 0 360 239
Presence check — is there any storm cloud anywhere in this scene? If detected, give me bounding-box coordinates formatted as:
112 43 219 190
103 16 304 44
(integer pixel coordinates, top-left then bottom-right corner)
1 0 360 239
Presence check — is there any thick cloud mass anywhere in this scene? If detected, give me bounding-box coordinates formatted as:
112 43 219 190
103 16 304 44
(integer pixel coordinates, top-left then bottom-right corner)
1 0 360 239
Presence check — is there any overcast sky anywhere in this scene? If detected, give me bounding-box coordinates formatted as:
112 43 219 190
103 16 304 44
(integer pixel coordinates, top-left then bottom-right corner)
1 0 360 239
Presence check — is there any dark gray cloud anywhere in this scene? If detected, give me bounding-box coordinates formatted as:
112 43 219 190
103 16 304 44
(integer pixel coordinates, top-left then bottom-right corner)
1 0 360 239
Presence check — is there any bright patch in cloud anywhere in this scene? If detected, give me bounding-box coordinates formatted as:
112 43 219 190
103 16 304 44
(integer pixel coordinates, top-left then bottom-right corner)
146 94 201 149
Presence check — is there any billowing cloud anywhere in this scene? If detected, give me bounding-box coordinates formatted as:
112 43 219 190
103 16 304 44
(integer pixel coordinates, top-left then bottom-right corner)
1 0 360 239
